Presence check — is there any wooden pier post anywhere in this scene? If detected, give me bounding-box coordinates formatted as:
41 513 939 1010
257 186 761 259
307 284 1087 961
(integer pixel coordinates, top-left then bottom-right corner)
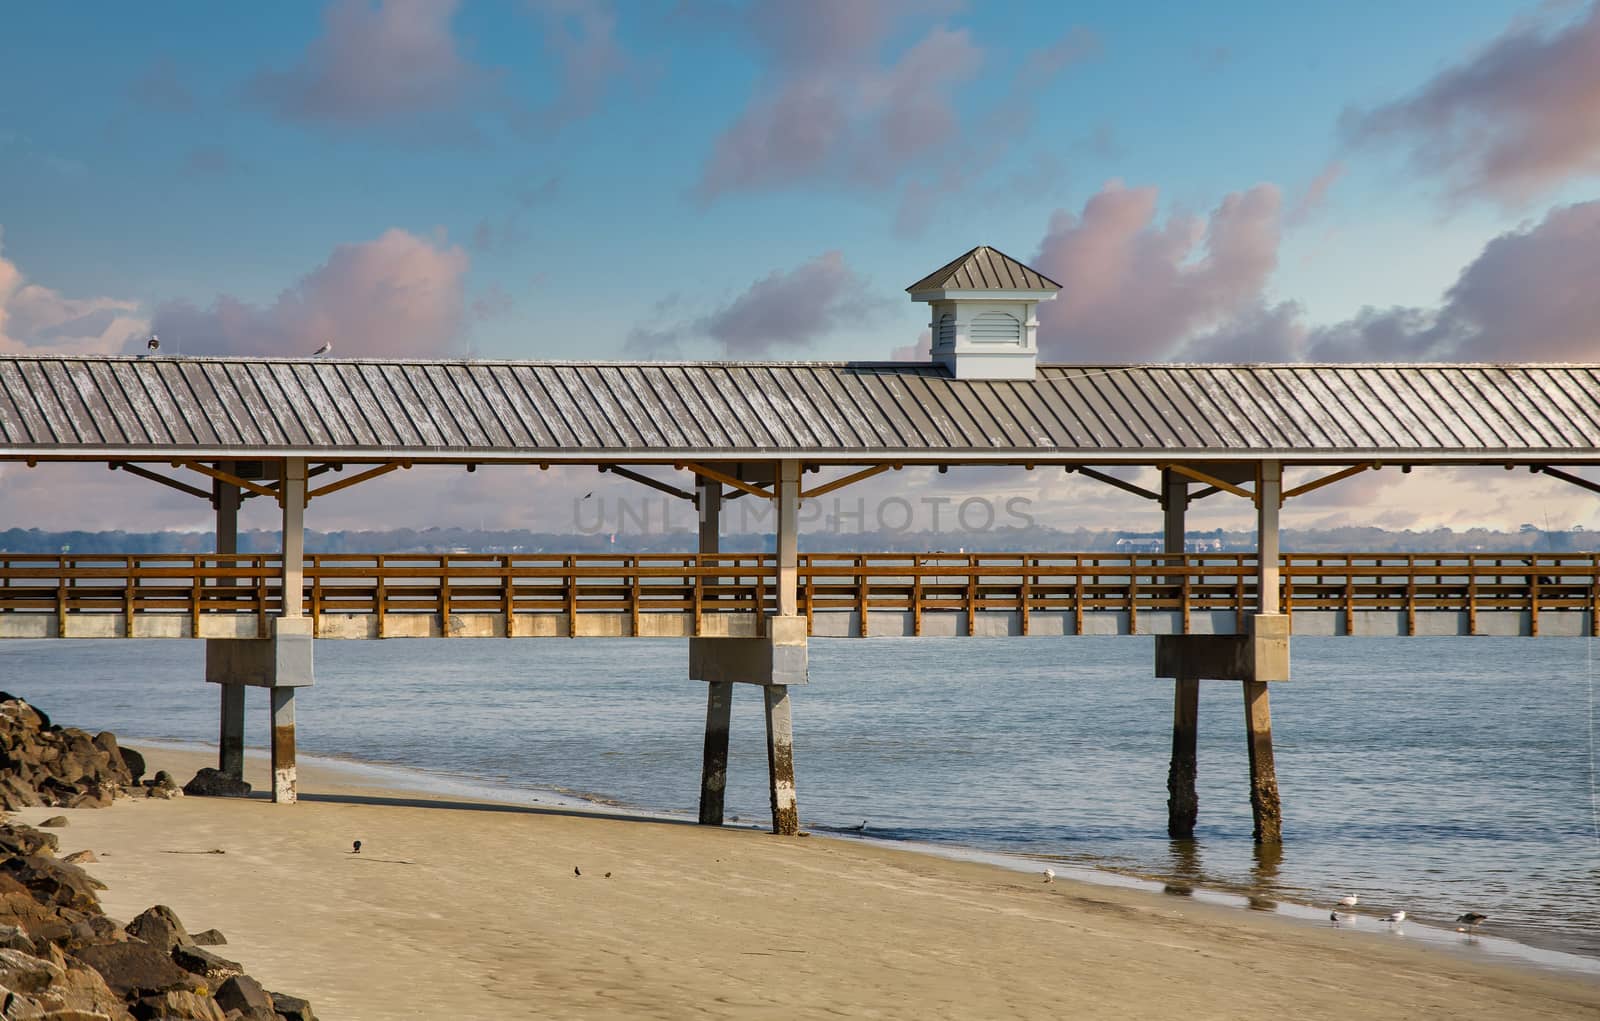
212 466 246 780
695 479 733 825
1167 677 1199 838
1247 460 1284 843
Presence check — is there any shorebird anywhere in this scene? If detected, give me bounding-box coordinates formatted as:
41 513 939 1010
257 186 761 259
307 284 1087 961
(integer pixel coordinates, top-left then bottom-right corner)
1043 868 1055 884
850 820 867 833
1330 910 1342 926
1337 894 1359 908
311 341 332 357
574 866 581 876
352 840 361 854
1382 910 1406 925
1456 912 1488 933
146 334 160 354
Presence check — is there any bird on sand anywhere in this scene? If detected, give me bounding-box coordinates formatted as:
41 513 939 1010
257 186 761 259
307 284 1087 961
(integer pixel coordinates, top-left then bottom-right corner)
1337 894 1359 908
352 840 361 854
850 820 867 833
1043 868 1055 884
1329 911 1342 926
574 866 581 876
311 341 332 357
1382 910 1406 925
1456 912 1488 933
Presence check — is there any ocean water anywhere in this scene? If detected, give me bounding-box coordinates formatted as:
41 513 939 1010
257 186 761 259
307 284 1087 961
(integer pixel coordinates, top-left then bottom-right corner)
2 635 1596 960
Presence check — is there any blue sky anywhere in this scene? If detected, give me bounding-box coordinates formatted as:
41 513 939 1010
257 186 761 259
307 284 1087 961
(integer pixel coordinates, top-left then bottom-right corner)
3 1 1600 532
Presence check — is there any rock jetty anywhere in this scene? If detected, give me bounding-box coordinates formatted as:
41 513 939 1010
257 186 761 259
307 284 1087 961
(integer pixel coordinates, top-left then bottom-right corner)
0 694 319 1020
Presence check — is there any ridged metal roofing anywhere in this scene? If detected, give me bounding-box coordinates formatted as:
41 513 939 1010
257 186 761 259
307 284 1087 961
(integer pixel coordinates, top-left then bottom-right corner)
2 356 1599 462
905 246 1061 293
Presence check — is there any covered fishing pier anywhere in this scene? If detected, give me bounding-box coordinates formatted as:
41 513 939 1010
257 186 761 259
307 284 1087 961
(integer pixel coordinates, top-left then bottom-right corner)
2 247 1598 847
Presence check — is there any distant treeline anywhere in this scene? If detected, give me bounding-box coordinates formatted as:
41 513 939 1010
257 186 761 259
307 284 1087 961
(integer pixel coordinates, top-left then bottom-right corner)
0 525 1591 555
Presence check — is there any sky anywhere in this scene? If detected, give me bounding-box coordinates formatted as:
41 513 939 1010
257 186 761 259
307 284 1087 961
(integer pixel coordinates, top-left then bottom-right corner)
3 0 1600 538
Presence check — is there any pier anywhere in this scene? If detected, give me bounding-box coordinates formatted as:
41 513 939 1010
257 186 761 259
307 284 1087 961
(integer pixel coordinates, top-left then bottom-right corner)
3 247 1598 846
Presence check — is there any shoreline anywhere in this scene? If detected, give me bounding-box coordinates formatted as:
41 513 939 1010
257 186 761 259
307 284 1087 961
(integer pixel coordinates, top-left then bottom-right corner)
123 736 1600 981
17 742 1599 1020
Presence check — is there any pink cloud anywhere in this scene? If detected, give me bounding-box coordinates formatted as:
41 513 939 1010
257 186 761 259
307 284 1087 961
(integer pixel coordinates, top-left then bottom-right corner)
1307 199 1600 361
0 229 147 355
151 229 470 358
248 0 490 128
1344 5 1600 204
1287 160 1344 226
695 3 981 198
627 251 877 357
1031 181 1284 361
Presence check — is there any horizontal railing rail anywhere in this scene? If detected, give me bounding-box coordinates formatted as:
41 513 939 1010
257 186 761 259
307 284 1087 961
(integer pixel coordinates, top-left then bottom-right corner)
1 552 1596 636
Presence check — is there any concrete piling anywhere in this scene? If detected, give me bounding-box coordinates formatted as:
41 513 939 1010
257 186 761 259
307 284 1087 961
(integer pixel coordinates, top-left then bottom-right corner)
1243 680 1281 843
219 684 245 781
763 684 798 835
1166 677 1199 838
698 681 732 825
270 687 296 804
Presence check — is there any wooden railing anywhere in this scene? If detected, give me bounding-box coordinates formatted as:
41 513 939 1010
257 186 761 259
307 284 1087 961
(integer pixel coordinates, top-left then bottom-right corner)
0 552 1596 636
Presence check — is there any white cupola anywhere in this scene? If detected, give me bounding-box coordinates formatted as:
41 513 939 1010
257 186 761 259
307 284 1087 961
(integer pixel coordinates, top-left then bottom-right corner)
906 246 1061 380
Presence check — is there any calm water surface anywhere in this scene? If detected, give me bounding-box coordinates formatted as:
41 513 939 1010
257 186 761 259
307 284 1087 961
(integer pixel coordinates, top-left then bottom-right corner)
2 636 1596 959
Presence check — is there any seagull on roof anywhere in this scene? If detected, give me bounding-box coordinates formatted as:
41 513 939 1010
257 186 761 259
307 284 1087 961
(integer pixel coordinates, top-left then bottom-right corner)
312 341 332 357
146 334 160 353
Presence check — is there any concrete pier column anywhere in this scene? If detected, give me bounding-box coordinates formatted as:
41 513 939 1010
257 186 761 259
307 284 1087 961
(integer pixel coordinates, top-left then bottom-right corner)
1243 680 1281 842
270 687 296 804
1166 677 1199 838
211 465 245 779
219 684 245 779
1248 460 1284 843
695 477 732 826
281 458 307 618
766 460 802 835
764 684 798 835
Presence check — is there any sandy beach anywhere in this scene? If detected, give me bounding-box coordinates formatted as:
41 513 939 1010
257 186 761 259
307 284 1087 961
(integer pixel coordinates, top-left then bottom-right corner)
14 745 1598 1021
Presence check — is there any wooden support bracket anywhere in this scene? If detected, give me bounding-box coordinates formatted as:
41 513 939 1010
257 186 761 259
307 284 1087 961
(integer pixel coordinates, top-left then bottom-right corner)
109 462 212 501
599 465 696 502
801 464 890 500
676 462 774 500
1530 465 1600 497
1282 463 1378 502
175 461 280 500
308 462 409 501
1068 466 1161 502
1159 464 1255 502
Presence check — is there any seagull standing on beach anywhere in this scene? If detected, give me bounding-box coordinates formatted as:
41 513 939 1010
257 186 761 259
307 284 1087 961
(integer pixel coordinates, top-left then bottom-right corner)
1337 894 1359 908
850 820 867 833
1043 868 1055 884
352 840 361 854
1456 912 1487 933
1382 910 1406 926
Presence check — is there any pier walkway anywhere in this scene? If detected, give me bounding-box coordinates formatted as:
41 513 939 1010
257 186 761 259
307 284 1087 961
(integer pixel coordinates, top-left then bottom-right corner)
2 551 1596 640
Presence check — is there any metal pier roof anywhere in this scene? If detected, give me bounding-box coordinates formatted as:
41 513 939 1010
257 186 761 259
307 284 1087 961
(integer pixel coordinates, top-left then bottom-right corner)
2 355 1599 463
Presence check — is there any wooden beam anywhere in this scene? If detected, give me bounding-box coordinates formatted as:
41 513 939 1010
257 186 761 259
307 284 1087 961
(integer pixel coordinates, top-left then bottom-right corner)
1189 485 1223 501
109 462 212 501
308 462 407 501
676 461 773 499
801 464 889 500
1068 466 1160 501
1532 465 1600 496
1159 463 1255 502
1282 463 1376 502
175 461 279 500
599 465 695 502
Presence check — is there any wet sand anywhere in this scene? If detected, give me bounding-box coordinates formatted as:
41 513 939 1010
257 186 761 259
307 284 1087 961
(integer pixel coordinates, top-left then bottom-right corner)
17 745 1600 1021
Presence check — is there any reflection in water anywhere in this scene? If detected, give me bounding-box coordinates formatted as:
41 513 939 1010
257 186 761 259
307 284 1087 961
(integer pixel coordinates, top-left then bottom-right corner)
1252 842 1283 885
1247 896 1278 912
1169 838 1203 881
1163 883 1195 897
